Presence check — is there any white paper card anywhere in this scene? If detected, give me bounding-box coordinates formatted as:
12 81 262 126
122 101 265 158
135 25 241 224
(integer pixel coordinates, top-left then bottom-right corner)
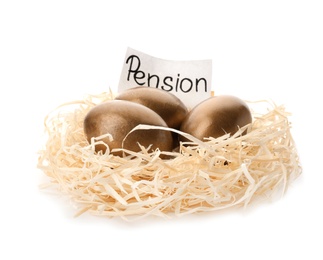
118 47 212 108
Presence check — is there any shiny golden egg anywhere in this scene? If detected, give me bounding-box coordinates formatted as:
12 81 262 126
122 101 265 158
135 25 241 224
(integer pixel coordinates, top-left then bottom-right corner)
180 95 252 141
84 100 173 156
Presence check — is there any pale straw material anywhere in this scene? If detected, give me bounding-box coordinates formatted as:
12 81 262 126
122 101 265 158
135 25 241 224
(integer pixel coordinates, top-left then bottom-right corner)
37 91 301 220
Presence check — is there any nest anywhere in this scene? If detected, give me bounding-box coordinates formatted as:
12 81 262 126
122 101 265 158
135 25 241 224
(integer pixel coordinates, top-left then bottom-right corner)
37 91 301 220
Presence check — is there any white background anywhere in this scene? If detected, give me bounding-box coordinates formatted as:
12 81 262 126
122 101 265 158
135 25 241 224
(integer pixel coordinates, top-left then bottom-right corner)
0 0 322 259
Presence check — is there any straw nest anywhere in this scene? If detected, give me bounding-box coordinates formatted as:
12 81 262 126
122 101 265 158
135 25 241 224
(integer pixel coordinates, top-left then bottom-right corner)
37 91 301 220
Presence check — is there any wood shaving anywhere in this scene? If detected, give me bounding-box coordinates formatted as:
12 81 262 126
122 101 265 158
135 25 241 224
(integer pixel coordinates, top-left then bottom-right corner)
37 91 301 220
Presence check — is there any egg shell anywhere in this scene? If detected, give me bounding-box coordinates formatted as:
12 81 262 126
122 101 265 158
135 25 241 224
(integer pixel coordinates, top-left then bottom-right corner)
180 95 252 141
83 100 173 156
115 86 188 130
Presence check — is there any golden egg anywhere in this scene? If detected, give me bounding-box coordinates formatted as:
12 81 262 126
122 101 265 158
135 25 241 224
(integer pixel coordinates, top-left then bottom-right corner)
83 100 173 156
180 95 252 141
115 86 188 130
